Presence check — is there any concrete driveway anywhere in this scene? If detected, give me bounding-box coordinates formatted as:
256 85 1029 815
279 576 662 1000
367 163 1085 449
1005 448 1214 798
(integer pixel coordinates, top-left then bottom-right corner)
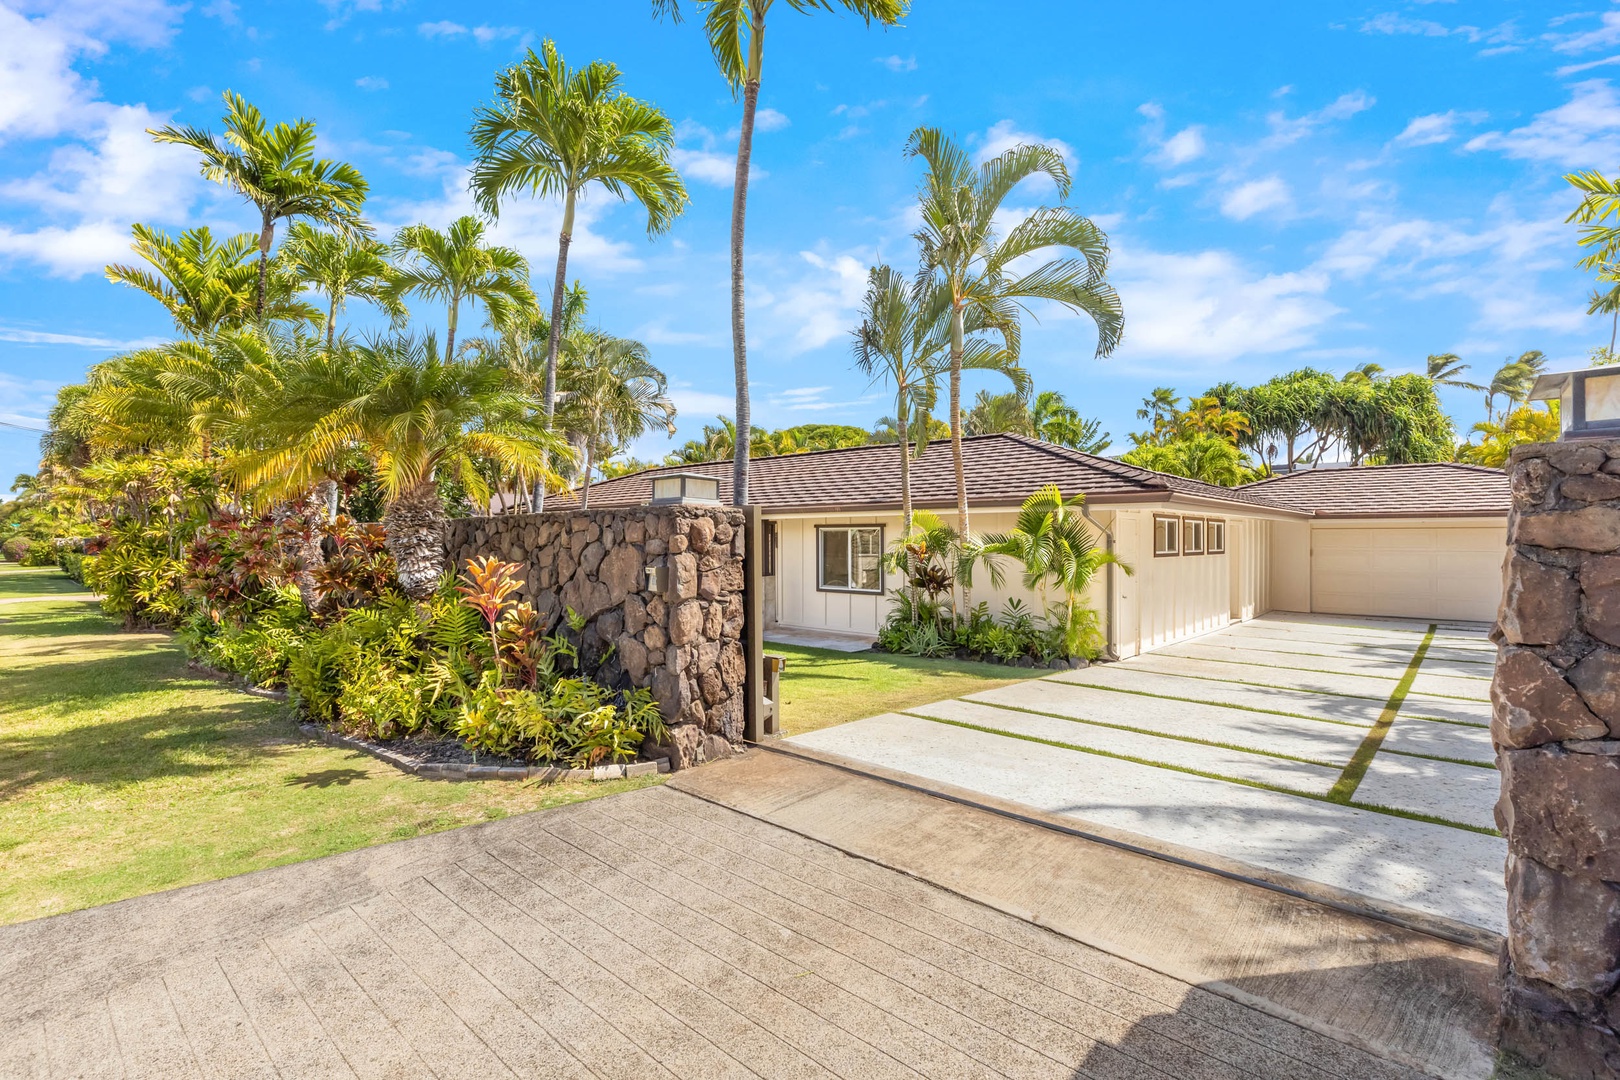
791 612 1507 936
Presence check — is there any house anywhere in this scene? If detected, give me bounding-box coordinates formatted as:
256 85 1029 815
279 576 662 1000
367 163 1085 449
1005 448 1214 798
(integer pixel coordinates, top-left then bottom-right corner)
559 434 1510 658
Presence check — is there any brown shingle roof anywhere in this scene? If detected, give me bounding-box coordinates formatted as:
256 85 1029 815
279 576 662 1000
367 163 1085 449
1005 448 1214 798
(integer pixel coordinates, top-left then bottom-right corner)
1240 462 1509 518
553 433 1306 516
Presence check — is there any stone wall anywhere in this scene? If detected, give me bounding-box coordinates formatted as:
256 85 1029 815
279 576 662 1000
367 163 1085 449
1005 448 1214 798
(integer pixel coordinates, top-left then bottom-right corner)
445 506 751 770
1495 440 1620 1078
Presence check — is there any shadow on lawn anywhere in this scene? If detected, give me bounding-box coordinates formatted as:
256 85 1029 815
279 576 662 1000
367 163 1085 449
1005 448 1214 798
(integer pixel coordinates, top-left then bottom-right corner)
0 604 130 640
284 768 370 789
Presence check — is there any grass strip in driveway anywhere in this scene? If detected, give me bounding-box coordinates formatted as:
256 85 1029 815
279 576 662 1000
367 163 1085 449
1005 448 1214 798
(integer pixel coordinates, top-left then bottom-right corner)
906 711 1497 835
1329 625 1437 803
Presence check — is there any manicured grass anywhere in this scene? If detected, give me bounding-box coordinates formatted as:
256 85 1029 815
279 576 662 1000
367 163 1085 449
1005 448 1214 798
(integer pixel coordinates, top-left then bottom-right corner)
0 594 660 925
765 640 1034 737
0 564 86 599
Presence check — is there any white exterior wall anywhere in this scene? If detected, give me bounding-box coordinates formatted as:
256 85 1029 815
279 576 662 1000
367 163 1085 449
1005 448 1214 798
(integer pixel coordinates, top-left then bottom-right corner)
1270 519 1313 613
768 509 1106 638
1108 508 1272 658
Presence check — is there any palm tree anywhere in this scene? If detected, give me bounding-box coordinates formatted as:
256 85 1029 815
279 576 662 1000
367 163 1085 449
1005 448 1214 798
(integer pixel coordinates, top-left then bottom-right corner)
1136 387 1180 432
556 331 676 508
390 216 535 361
149 92 369 318
280 223 404 349
469 38 688 490
653 0 909 509
1120 434 1255 486
1344 362 1386 383
1426 352 1483 392
1589 272 1620 356
105 224 318 336
239 335 569 598
907 126 1124 542
1486 351 1547 423
978 484 1129 657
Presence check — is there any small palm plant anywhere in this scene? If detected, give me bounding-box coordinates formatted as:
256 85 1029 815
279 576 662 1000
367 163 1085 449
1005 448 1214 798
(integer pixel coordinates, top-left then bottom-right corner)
977 485 1130 658
150 92 369 317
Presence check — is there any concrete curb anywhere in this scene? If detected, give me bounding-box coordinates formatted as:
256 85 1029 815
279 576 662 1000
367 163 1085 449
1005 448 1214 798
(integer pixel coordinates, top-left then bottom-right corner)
299 723 670 783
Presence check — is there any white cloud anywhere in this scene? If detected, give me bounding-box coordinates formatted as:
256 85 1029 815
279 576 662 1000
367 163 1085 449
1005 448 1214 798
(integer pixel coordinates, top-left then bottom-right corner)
0 324 161 348
1264 91 1374 147
752 249 871 355
0 372 66 432
753 108 790 132
1549 12 1620 53
1219 176 1292 221
875 54 916 72
417 21 519 43
1391 110 1483 146
671 122 764 186
354 76 389 91
766 385 878 412
1465 79 1620 164
1357 11 1518 50
1158 126 1205 166
201 0 239 25
975 119 1075 165
1108 245 1340 363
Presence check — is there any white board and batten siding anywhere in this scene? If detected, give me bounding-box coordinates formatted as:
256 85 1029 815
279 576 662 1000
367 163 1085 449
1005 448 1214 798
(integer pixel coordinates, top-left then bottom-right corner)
1108 508 1271 659
1307 519 1506 623
769 506 1275 659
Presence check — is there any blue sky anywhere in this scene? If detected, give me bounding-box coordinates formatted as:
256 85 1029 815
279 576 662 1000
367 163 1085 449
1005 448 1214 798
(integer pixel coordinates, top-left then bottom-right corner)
3 1 1619 486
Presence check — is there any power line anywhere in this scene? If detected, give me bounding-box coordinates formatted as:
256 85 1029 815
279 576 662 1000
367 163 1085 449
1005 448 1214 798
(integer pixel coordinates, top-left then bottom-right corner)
0 419 46 433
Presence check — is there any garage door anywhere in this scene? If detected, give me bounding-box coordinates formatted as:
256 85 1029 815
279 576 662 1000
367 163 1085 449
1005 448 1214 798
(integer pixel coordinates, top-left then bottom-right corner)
1311 526 1504 622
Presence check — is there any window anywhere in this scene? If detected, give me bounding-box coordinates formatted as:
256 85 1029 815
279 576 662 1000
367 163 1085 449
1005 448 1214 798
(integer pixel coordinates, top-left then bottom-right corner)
1153 515 1180 557
818 526 883 593
1206 518 1226 555
1183 517 1206 555
762 520 777 576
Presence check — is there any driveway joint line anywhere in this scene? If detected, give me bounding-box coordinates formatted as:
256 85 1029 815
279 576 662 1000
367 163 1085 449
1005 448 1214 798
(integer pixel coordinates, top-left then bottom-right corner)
1329 625 1437 803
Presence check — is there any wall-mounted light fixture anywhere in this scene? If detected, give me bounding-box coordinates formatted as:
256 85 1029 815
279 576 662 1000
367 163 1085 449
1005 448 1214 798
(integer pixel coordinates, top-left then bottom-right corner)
649 473 721 505
1529 364 1620 441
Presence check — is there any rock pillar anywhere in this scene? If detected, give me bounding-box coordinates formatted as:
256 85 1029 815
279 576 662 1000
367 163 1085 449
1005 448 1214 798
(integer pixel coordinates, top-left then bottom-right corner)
1495 441 1620 1078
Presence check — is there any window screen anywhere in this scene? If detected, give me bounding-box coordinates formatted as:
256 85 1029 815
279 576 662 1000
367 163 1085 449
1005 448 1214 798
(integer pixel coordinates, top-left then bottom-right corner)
1206 519 1226 555
1153 515 1180 556
1183 517 1206 556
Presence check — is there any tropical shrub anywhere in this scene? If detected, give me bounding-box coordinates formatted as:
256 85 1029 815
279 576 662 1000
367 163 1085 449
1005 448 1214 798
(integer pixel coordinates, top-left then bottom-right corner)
83 523 191 628
58 550 86 583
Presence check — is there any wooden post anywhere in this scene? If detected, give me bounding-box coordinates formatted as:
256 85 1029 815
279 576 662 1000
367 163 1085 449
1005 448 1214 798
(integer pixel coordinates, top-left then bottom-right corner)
742 505 766 743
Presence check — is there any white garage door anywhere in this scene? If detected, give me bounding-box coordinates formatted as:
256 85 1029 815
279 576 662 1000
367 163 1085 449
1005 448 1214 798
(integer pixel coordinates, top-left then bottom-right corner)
1311 526 1505 622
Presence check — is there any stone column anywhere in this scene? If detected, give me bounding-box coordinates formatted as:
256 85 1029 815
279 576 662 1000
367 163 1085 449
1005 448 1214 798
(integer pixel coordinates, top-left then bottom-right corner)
1495 441 1620 1078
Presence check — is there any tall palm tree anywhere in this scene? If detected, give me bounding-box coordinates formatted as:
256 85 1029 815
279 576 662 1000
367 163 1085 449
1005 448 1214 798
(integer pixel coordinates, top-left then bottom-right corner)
907 126 1124 541
470 38 688 491
390 216 536 361
280 223 404 349
239 335 569 598
105 224 317 336
653 0 909 508
556 331 676 508
149 92 369 318
1486 351 1547 423
1425 352 1483 392
1588 272 1620 356
1030 390 1110 451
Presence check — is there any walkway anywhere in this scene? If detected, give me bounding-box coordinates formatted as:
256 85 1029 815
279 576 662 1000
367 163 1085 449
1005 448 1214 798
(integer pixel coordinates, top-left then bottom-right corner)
790 612 1507 936
0 784 1427 1079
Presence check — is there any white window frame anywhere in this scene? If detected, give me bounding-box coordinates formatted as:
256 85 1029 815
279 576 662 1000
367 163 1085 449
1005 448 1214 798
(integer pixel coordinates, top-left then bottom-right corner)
1153 515 1180 557
1183 517 1206 556
816 525 885 594
1206 518 1226 555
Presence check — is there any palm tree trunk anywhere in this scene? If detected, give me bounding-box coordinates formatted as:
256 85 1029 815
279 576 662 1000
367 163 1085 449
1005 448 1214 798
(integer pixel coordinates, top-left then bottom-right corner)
949 304 970 614
534 190 577 515
580 437 594 512
326 294 337 350
383 480 448 600
445 295 459 361
255 211 275 319
898 389 915 616
729 10 765 508
1611 307 1616 354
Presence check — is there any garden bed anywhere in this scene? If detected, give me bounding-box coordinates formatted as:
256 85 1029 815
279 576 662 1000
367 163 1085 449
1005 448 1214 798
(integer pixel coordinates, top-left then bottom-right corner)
300 722 671 782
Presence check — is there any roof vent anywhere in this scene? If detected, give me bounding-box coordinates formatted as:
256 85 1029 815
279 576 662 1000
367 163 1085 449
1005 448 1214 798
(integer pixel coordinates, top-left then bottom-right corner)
649 473 721 505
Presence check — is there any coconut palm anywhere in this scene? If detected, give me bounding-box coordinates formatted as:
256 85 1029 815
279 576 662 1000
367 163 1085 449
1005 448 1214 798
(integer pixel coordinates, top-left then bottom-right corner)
977 484 1129 657
239 335 569 598
1344 362 1386 384
105 224 318 337
1426 352 1483 392
907 126 1124 541
653 0 909 508
555 331 676 508
470 38 688 486
149 92 369 317
390 217 536 361
280 223 404 348
1486 351 1547 424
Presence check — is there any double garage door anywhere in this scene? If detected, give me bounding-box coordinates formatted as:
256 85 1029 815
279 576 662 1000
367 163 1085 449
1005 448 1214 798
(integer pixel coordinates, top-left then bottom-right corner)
1310 525 1505 623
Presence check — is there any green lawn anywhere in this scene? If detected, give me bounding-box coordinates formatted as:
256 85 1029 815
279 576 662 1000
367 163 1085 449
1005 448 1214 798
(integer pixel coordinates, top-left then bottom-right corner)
766 640 1035 736
0 569 659 925
0 564 86 599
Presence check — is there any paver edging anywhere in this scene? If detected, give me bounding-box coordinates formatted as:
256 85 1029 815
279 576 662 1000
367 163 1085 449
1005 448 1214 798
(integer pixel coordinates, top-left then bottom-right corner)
299 723 670 783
